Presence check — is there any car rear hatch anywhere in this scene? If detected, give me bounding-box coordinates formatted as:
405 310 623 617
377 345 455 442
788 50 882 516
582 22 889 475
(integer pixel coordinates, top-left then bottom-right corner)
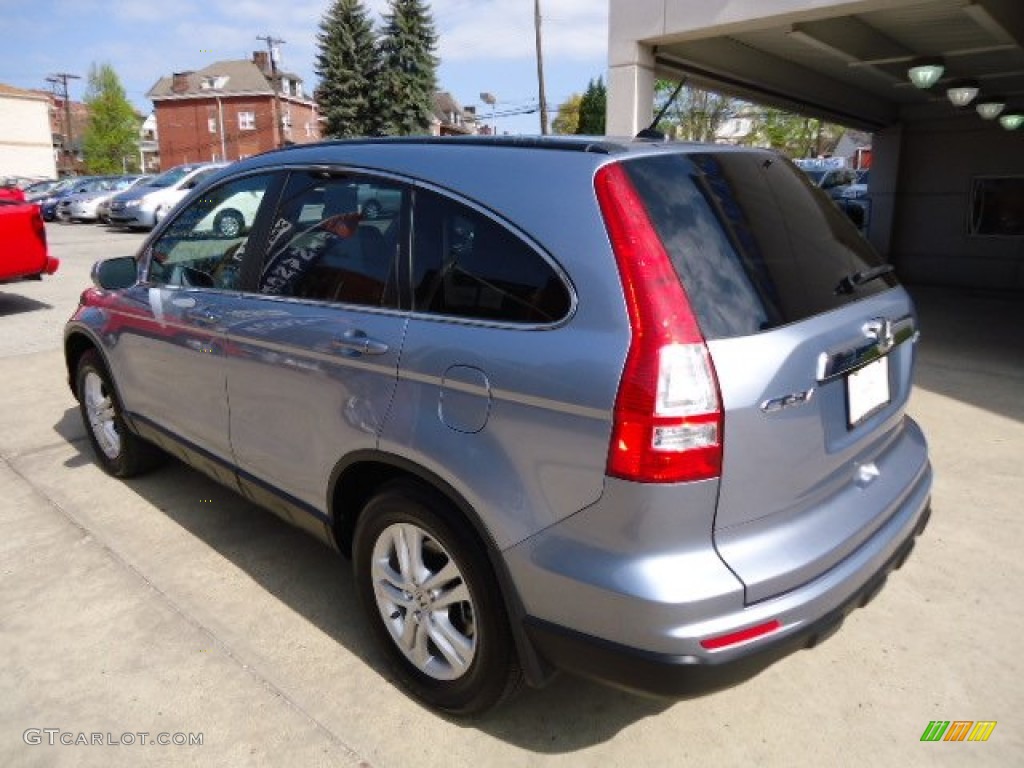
621 149 929 604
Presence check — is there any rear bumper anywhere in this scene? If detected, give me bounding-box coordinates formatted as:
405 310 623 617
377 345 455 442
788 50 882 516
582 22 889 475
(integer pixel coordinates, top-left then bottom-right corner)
524 502 930 696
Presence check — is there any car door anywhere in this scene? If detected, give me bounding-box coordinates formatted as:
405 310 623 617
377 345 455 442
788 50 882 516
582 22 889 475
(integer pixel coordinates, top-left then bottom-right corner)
108 170 280 479
222 169 408 523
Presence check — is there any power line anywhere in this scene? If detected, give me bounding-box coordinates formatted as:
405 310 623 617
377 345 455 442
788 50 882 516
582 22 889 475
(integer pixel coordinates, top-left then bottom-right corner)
46 72 81 173
257 34 287 148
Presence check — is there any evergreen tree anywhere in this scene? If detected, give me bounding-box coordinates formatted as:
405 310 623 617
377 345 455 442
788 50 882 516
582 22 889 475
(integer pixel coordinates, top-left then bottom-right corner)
82 63 139 174
576 77 606 135
376 0 439 136
315 0 380 138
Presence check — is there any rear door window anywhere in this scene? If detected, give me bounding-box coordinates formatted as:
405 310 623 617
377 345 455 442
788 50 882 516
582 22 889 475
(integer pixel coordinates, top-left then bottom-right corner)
622 152 898 339
411 188 571 324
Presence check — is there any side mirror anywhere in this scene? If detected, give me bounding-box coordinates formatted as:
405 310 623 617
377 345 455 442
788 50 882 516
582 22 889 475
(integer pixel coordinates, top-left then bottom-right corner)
91 256 138 290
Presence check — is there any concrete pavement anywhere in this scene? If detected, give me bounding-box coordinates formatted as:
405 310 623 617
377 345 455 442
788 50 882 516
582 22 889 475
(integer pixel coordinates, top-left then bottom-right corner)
1 223 1020 766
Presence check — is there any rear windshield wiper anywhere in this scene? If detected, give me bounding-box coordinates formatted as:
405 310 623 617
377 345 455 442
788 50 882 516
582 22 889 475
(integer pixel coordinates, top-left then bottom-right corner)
834 264 895 295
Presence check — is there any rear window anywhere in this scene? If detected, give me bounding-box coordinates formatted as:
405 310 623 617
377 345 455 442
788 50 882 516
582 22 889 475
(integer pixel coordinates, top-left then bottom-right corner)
622 152 897 340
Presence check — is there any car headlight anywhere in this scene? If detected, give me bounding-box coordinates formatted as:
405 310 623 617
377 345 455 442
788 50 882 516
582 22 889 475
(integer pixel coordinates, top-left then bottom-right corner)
125 199 142 208
842 188 866 199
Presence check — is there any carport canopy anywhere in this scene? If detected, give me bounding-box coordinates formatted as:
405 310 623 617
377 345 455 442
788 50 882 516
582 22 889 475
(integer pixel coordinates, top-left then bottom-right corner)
607 0 1024 135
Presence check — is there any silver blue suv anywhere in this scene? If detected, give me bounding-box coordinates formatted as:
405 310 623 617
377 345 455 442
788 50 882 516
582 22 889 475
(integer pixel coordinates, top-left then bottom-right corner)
64 137 932 715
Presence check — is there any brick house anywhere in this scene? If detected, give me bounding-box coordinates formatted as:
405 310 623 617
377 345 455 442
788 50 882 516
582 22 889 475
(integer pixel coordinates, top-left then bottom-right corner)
147 52 320 168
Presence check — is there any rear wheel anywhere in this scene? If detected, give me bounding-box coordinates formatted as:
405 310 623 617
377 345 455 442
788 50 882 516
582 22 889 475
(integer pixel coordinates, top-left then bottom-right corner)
353 480 521 715
76 350 163 477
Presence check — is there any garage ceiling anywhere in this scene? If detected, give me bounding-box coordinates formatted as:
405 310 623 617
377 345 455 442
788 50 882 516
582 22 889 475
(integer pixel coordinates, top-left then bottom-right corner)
652 0 1024 130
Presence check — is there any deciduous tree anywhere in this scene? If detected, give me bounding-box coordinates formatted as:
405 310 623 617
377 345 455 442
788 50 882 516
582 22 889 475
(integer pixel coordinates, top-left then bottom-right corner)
82 63 139 174
552 93 582 135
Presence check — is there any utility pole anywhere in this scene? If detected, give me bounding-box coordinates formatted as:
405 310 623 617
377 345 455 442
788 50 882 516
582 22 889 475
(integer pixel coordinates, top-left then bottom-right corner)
46 72 81 173
257 34 287 147
534 0 549 135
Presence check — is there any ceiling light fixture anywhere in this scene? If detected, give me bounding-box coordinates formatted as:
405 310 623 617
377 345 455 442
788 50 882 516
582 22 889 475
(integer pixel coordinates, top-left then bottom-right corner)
975 97 1006 120
998 112 1023 131
946 80 979 107
907 57 945 89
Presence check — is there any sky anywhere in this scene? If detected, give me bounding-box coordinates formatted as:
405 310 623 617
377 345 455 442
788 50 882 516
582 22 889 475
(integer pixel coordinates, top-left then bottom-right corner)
0 0 609 135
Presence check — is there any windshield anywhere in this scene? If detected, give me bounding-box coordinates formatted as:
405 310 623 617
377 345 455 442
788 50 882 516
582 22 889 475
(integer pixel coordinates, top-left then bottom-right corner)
148 166 194 189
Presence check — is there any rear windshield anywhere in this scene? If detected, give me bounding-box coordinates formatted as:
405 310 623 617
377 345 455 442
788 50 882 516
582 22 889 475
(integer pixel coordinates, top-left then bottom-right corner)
622 152 898 340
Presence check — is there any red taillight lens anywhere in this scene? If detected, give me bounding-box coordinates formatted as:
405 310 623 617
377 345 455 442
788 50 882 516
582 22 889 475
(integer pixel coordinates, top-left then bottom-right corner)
595 162 723 484
700 620 782 650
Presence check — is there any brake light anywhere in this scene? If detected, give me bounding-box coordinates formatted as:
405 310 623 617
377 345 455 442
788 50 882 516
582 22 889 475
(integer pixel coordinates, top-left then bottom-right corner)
595 163 723 483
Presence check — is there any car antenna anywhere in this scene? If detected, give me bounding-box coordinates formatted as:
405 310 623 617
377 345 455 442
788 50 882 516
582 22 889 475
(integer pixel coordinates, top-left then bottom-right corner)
635 77 687 141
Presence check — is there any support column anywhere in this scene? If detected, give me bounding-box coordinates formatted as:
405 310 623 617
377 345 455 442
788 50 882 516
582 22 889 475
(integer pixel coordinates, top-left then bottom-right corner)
606 43 656 137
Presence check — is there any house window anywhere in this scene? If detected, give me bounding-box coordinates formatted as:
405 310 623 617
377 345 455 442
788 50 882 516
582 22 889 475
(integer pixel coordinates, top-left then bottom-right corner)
969 176 1024 237
305 121 314 138
281 79 291 96
295 82 304 99
238 111 255 131
208 117 217 134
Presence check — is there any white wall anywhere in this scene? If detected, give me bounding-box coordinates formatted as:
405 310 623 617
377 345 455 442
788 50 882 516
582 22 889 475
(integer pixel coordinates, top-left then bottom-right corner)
0 94 57 179
889 116 1024 290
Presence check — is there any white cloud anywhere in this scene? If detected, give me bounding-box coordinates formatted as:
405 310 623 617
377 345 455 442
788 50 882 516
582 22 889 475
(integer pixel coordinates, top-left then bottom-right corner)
434 0 607 62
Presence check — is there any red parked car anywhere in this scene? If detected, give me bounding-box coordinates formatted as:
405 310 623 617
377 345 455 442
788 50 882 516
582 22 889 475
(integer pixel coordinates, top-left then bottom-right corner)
0 199 59 283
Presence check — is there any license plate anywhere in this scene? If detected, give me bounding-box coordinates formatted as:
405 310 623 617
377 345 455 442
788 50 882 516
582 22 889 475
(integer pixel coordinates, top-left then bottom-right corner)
846 355 890 427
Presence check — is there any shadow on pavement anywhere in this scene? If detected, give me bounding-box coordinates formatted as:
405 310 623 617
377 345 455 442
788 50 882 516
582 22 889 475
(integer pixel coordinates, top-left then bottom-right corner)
0 292 52 316
58 408 671 750
909 286 1024 423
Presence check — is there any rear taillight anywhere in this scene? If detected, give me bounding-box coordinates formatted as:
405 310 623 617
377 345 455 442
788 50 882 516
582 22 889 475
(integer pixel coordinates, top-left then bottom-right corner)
595 163 723 484
32 208 47 246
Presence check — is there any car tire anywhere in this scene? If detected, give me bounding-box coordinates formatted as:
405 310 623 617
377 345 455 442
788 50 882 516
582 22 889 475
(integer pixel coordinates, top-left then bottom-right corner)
213 209 245 238
362 199 382 220
76 349 163 477
353 480 522 716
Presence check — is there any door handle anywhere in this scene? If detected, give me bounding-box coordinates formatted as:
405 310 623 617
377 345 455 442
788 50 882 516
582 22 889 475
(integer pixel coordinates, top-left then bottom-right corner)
331 330 389 356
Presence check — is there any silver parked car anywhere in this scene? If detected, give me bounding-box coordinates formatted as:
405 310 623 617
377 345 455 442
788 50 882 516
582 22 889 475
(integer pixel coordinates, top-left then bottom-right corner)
64 137 932 715
58 175 153 223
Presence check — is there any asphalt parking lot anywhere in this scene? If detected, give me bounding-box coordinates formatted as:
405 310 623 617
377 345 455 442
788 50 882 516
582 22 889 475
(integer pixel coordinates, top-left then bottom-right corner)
1 222 1021 767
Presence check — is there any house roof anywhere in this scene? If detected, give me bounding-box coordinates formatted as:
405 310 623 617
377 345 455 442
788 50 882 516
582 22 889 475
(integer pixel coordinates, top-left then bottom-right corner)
432 91 477 134
147 59 279 100
0 83 51 101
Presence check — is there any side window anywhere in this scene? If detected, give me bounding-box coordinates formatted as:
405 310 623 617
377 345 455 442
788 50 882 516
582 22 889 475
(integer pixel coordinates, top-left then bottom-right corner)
412 189 570 324
148 172 273 290
258 171 402 308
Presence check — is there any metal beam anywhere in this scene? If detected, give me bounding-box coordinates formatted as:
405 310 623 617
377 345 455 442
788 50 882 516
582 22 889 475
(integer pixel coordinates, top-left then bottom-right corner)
655 36 896 128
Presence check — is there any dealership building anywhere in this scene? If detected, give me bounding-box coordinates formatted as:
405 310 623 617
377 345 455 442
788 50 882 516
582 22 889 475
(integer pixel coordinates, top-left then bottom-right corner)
607 0 1024 291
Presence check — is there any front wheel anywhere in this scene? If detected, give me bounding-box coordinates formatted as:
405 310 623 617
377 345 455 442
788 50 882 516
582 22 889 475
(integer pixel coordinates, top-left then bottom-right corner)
76 350 163 477
213 209 245 238
353 481 521 715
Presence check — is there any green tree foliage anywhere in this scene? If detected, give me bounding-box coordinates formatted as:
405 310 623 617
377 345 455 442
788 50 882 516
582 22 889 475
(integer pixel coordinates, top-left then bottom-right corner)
315 0 380 138
551 93 582 135
751 108 844 158
377 0 439 135
82 63 139 174
576 77 606 135
653 80 738 142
